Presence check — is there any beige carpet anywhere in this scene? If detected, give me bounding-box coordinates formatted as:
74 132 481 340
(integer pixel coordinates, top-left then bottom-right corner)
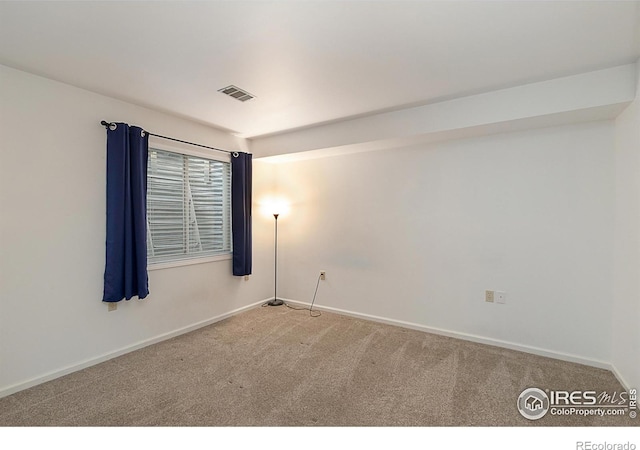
0 306 635 426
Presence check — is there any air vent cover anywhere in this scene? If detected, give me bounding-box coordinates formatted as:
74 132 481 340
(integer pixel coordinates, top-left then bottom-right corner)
218 85 255 102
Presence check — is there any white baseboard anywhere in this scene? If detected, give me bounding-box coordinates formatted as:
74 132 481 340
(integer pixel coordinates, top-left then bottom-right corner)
611 364 632 392
3 297 625 400
0 299 268 399
282 298 614 371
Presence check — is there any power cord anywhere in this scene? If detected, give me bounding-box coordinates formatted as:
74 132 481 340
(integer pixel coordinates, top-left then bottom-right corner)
285 274 322 317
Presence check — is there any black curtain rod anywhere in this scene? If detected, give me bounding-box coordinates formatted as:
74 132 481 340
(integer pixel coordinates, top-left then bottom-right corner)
100 121 239 156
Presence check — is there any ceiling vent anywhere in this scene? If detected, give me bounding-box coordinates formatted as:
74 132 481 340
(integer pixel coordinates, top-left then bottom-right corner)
218 85 255 102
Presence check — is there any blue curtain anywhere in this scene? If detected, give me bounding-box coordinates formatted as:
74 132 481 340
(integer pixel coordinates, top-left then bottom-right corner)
103 123 149 302
231 152 252 276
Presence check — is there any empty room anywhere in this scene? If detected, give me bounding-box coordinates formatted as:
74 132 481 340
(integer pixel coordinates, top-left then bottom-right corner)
0 0 639 444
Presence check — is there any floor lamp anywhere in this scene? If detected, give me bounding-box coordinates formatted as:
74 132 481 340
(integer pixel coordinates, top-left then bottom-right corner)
267 213 284 306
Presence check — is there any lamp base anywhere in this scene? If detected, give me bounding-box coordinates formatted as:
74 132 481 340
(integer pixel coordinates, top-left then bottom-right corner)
267 298 284 306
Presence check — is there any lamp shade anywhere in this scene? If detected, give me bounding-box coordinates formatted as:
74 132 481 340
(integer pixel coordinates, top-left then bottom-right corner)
260 197 290 218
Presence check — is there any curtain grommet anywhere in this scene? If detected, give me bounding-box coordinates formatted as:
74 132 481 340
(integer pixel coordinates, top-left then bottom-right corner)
141 130 146 137
109 123 117 131
232 152 239 157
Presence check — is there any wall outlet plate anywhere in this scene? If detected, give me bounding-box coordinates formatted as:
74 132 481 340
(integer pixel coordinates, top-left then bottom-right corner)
496 291 506 304
320 271 326 280
108 302 117 312
485 290 494 303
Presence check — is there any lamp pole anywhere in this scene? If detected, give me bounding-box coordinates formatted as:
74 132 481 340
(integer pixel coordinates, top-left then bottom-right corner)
268 213 283 306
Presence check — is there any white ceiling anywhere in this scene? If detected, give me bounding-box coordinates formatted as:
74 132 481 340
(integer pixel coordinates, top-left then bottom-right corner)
1 1 639 138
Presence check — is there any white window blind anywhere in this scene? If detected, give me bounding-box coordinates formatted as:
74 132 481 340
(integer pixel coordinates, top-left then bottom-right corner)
146 148 231 264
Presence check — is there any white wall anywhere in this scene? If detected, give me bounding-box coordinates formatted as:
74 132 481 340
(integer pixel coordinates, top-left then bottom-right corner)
0 65 272 395
2 61 634 397
273 121 616 366
612 62 640 390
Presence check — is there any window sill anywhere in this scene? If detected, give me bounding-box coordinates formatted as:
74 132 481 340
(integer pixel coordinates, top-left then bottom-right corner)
148 253 232 271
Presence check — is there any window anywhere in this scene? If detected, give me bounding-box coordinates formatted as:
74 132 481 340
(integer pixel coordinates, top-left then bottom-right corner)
146 148 231 265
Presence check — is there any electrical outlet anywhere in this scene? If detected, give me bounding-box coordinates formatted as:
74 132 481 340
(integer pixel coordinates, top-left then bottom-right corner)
244 275 250 281
320 271 326 280
108 302 117 312
485 290 494 303
496 291 506 304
